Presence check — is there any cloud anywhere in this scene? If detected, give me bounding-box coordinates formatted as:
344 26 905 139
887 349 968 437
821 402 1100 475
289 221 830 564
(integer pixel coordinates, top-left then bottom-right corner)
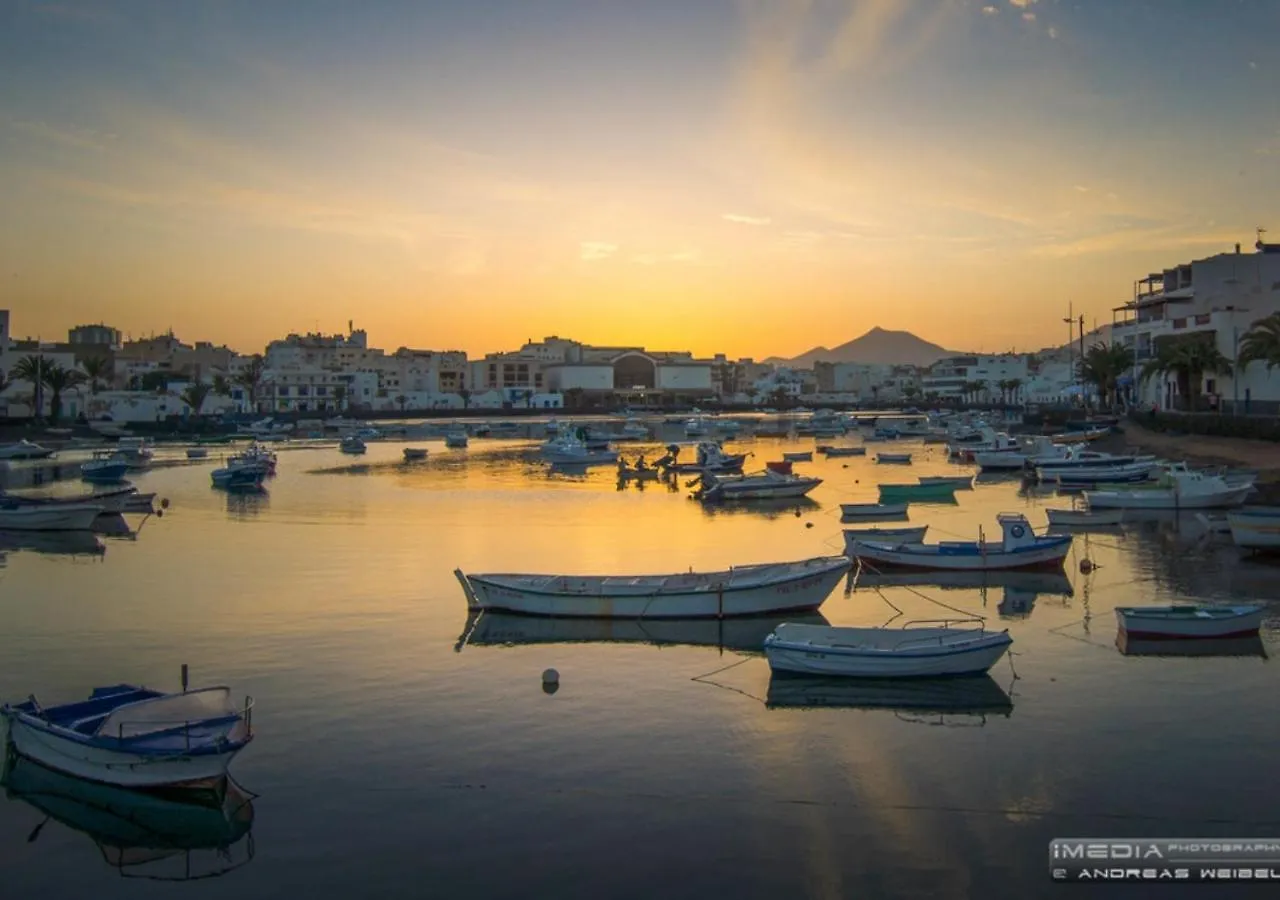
1022 12 1036 22
1048 26 1058 39
579 241 618 261
722 213 772 225
1008 0 1036 7
5 118 115 153
981 5 998 14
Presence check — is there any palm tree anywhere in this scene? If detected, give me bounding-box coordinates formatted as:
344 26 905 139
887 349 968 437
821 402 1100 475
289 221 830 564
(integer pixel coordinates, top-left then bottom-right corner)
332 384 347 411
79 355 112 394
745 387 759 407
41 364 86 421
1006 378 1023 406
1140 336 1233 411
234 355 266 412
458 388 472 410
1237 312 1280 373
212 373 232 398
10 355 49 417
396 394 408 413
180 382 211 417
1078 342 1132 408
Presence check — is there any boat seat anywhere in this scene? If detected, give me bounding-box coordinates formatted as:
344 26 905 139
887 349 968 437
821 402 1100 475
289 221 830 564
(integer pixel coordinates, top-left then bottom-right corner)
69 712 111 734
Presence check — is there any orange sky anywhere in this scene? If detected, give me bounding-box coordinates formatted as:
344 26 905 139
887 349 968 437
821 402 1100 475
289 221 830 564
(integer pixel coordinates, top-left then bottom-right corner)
2 0 1276 359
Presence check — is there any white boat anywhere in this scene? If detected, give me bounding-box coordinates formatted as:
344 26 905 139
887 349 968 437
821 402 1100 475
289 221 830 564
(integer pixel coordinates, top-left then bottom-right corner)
444 428 469 449
0 504 103 531
455 555 852 618
1045 508 1124 527
849 513 1072 571
781 451 813 462
684 417 708 437
843 526 927 553
0 440 55 460
1 682 254 788
817 445 865 457
403 447 429 461
764 622 1013 677
339 435 366 455
111 438 154 469
1084 465 1253 510
1035 450 1153 475
698 469 821 501
541 432 618 464
950 429 1020 461
840 502 908 519
973 435 1066 471
1226 507 1280 552
876 453 912 464
660 442 747 474
544 419 562 436
1115 604 1264 640
186 447 209 459
0 486 148 515
918 475 973 490
1043 460 1160 484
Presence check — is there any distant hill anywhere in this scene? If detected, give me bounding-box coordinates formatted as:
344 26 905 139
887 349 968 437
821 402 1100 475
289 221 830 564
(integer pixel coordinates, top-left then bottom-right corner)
765 327 957 369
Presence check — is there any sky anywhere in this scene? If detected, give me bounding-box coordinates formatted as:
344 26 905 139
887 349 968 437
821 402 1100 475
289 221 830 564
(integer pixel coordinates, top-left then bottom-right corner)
1 0 1277 360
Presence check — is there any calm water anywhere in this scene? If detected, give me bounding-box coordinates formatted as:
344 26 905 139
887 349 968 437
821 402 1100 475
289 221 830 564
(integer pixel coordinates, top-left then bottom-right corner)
2 429 1279 898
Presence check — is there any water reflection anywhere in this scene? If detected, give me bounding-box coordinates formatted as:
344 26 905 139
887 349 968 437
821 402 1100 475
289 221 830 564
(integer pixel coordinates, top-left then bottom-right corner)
1 753 255 881
1117 633 1269 659
458 610 829 653
765 673 1014 724
852 568 1074 598
0 530 105 558
699 497 822 519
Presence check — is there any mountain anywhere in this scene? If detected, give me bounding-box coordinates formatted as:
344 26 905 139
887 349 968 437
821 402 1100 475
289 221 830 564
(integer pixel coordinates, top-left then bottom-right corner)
765 327 957 368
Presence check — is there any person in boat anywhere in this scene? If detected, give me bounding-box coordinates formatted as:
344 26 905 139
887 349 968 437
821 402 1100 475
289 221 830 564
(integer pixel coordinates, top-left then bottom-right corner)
635 454 648 471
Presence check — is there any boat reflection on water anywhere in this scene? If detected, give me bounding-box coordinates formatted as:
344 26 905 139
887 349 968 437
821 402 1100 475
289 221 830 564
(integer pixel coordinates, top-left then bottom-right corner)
1 752 255 880
698 497 821 519
765 674 1014 724
1116 632 1269 659
852 568 1074 597
225 490 270 518
458 610 830 653
0 529 105 558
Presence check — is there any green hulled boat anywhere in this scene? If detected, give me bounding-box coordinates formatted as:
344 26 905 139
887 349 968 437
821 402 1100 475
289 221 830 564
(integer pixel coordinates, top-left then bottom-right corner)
877 482 958 502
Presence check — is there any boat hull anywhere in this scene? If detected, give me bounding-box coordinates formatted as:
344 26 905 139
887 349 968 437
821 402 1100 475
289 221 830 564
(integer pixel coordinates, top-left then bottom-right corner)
1046 509 1123 526
708 479 819 501
765 632 1012 678
458 558 850 619
840 503 908 519
849 536 1072 571
1115 606 1263 640
1085 484 1253 510
1227 513 1280 551
0 505 103 531
4 716 243 788
877 484 956 502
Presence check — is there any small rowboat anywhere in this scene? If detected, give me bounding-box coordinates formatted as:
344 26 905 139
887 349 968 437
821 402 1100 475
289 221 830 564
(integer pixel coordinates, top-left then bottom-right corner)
818 446 866 457
843 526 927 554
877 482 957 503
876 453 913 464
782 451 813 462
764 622 1013 678
1045 508 1123 527
455 556 852 619
840 502 908 519
403 447 429 461
1115 604 1264 640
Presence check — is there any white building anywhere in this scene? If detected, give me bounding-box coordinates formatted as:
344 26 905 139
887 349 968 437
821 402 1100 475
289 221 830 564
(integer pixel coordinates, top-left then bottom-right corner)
921 355 1030 401
1113 236 1280 413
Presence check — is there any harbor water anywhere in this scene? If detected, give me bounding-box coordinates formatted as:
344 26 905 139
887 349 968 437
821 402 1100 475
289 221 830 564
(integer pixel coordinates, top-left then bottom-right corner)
1 430 1278 898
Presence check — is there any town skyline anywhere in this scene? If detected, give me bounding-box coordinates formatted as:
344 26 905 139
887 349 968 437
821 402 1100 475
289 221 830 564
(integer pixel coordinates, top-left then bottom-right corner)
3 1 1277 357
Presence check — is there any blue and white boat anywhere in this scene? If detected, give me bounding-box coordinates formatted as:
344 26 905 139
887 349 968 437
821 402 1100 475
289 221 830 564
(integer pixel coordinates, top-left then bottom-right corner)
2 682 254 788
764 622 1013 677
847 513 1072 571
81 453 129 484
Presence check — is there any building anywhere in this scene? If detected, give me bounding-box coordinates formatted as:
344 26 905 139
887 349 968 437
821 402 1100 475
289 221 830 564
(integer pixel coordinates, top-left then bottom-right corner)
1113 236 1280 412
814 362 921 402
921 355 1030 401
68 323 122 348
